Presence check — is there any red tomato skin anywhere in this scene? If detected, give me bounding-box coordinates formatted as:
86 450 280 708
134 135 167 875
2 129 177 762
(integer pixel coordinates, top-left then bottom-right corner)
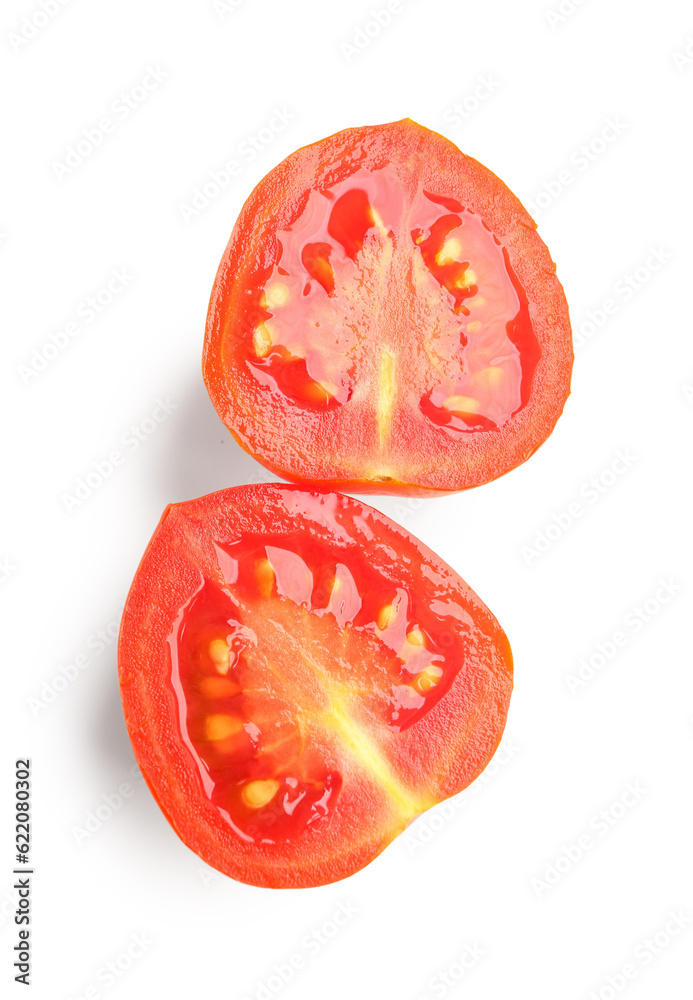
118 485 513 888
203 118 573 496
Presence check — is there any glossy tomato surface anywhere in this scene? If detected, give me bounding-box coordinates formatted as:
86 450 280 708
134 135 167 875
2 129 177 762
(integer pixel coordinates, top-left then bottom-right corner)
118 485 513 888
203 118 572 495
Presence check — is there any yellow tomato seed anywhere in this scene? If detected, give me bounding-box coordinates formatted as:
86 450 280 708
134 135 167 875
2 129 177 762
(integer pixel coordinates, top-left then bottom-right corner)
242 779 280 809
208 638 231 674
253 323 272 357
436 237 463 265
255 558 275 597
265 283 290 308
406 627 425 646
443 395 479 414
205 714 243 741
377 602 397 630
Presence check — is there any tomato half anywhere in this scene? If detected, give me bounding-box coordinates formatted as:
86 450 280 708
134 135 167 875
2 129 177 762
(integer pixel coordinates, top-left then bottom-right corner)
203 118 572 495
118 485 512 888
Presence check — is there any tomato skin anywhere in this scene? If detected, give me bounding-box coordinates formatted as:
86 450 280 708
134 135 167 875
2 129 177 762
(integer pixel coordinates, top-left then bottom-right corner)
118 485 512 888
203 118 573 496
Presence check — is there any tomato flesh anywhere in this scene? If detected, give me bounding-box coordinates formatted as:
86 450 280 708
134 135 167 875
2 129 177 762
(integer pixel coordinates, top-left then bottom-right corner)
203 119 572 494
118 485 513 887
243 166 538 429
170 577 342 844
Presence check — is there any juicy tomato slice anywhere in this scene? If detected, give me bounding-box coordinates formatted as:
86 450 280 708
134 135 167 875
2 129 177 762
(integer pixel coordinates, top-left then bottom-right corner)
118 485 512 888
203 118 572 495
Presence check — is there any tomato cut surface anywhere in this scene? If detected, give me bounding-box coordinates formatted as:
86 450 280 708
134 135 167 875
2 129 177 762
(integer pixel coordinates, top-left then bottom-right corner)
118 485 512 888
203 118 572 495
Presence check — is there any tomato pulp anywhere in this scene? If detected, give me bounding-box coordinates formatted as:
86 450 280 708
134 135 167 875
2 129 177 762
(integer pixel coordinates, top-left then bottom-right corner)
203 118 572 495
118 485 513 888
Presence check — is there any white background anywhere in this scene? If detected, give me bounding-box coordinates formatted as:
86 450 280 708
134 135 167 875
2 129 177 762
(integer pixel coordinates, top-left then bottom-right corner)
2 1 692 998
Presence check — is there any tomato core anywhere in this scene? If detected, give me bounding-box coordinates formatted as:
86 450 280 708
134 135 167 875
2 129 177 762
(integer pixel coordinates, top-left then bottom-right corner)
236 163 539 432
167 521 471 845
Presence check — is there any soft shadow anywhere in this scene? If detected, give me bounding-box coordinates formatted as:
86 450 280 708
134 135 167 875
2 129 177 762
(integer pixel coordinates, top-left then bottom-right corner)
92 650 137 771
161 372 277 503
91 370 280 853
93 372 267 775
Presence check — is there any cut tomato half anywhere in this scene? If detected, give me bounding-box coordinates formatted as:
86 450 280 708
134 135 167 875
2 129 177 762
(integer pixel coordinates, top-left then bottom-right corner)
203 118 572 495
118 485 513 888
